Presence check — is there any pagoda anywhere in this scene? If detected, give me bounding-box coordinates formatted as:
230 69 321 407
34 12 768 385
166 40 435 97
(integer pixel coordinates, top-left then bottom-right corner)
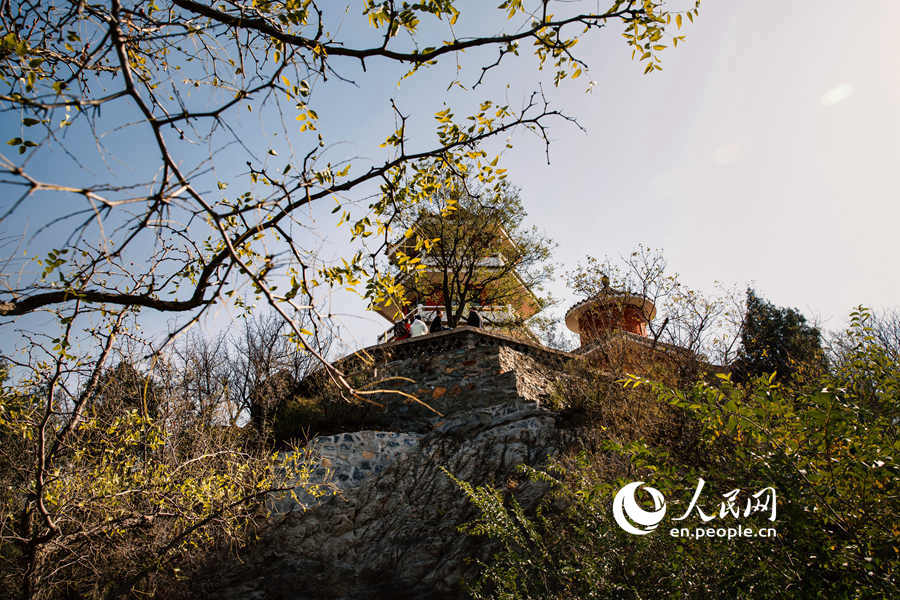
372 217 540 342
564 276 657 346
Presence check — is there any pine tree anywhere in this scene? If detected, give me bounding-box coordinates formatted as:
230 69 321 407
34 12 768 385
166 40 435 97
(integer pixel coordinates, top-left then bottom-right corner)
732 289 824 382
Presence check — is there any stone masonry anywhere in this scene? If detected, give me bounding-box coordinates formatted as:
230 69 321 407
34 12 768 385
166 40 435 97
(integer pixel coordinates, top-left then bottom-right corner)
204 327 576 599
298 325 572 432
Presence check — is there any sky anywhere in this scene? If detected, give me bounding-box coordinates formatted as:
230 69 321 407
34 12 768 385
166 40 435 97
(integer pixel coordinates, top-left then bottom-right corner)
328 0 900 348
2 1 898 358
519 0 900 329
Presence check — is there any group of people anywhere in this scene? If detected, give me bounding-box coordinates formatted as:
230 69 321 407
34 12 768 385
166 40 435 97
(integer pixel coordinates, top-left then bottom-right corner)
392 308 483 341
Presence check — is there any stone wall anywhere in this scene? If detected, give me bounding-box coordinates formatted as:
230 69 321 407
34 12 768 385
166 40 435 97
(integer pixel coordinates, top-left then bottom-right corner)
498 345 560 405
274 430 424 511
209 402 564 600
303 326 571 432
201 328 576 599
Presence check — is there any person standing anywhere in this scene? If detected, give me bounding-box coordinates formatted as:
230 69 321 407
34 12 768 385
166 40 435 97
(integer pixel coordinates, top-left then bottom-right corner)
429 309 444 333
466 309 482 328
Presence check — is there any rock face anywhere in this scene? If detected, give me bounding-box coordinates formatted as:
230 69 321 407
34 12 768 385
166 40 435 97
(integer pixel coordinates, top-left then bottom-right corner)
202 329 572 599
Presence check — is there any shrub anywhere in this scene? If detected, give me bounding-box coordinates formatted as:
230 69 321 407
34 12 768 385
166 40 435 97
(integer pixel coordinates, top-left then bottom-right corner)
458 307 899 599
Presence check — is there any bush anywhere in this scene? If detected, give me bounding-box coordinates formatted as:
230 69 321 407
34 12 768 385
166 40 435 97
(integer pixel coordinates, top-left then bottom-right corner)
0 362 318 599
271 393 380 443
458 307 899 599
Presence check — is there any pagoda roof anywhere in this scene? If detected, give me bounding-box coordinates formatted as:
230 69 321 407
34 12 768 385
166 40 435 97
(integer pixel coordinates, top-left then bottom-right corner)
564 290 657 335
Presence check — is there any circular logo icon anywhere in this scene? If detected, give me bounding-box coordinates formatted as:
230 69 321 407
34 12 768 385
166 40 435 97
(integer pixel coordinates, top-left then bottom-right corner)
612 481 667 535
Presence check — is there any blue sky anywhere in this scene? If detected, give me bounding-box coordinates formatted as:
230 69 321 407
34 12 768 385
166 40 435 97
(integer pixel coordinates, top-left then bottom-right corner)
2 1 898 357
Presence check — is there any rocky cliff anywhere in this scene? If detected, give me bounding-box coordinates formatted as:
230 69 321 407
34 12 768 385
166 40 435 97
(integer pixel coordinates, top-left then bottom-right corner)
198 328 574 599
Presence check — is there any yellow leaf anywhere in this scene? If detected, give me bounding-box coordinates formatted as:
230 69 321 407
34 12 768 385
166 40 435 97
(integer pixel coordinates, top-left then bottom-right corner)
676 14 683 28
